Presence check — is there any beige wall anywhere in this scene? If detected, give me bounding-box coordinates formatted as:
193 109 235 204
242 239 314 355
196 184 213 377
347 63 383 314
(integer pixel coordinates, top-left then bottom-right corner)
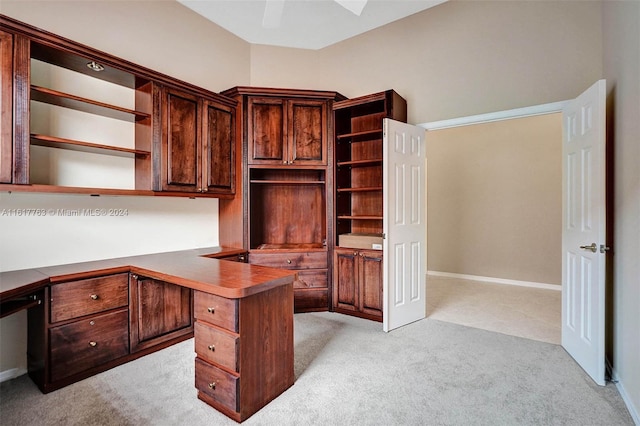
249 0 603 123
426 114 562 285
603 0 640 421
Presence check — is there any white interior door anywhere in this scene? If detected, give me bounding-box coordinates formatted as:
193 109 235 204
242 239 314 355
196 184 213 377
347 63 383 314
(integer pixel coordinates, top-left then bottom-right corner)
561 79 607 386
383 118 427 332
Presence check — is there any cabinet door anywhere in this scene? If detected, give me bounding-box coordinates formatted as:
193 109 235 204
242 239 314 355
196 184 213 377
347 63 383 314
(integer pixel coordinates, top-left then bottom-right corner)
333 249 359 312
288 99 327 166
130 275 193 352
0 30 13 183
161 88 201 192
202 100 235 194
359 250 383 317
247 97 285 165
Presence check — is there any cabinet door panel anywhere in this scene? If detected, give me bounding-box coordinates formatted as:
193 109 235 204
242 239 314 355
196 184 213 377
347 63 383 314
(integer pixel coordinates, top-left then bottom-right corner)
288 100 326 165
334 250 358 312
131 276 193 351
203 101 234 194
248 98 284 164
0 30 12 183
360 251 383 316
163 89 200 191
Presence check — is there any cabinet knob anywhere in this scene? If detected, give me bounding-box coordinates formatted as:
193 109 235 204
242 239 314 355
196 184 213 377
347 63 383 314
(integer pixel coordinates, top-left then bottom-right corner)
208 382 216 390
354 252 358 256
207 307 215 314
208 344 215 352
89 341 97 347
131 274 138 280
90 294 99 300
89 320 95 326
283 160 287 164
286 259 292 264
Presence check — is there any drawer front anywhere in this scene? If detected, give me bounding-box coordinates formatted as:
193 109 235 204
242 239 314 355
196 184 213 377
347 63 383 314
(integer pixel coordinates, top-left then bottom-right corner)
294 270 327 289
194 291 238 332
194 321 239 372
249 251 327 270
50 273 129 323
49 308 129 382
195 357 239 413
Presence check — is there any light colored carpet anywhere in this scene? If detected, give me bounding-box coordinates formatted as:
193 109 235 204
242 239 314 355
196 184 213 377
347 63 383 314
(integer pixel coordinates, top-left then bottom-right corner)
0 312 633 425
427 275 561 345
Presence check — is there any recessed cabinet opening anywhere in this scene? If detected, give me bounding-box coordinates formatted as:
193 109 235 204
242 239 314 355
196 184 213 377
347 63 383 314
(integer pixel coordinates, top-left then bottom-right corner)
249 169 327 250
27 47 152 190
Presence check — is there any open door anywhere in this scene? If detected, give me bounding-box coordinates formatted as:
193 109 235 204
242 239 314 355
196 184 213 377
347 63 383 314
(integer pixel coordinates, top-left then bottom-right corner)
561 79 607 386
383 119 427 332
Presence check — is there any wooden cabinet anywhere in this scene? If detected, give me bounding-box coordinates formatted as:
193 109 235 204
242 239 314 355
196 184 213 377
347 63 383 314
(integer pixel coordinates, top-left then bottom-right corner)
248 97 327 166
28 273 131 391
332 90 407 320
193 285 294 422
219 87 345 312
0 16 236 198
159 87 235 195
333 248 383 320
129 274 193 352
0 29 13 183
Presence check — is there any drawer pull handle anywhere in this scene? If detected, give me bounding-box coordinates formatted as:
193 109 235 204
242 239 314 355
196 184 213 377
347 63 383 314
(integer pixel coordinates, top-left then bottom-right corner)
286 259 292 264
89 341 97 347
90 294 99 300
208 382 216 390
208 344 215 352
207 307 215 314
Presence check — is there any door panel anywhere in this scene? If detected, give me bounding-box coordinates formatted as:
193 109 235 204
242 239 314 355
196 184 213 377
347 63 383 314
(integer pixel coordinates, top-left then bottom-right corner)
248 98 285 164
203 102 234 194
288 100 326 165
383 119 427 332
360 251 383 316
163 89 200 191
562 80 606 386
334 249 358 312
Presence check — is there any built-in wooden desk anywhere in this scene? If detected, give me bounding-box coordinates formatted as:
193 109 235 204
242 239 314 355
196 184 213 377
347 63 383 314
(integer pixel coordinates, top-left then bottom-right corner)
0 247 296 423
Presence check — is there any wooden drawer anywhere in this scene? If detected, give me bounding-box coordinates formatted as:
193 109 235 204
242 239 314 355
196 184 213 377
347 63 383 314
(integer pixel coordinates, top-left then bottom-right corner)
249 251 327 270
194 321 239 373
294 270 327 289
49 308 129 382
194 291 238 333
50 273 128 323
195 357 239 413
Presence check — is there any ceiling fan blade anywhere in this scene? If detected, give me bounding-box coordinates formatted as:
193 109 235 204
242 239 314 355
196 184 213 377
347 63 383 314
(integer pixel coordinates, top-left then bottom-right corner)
263 0 285 28
334 0 368 16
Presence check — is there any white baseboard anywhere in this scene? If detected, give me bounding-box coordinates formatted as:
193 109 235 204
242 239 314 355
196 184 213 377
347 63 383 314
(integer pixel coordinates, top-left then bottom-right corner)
611 367 640 425
0 367 27 383
427 271 561 291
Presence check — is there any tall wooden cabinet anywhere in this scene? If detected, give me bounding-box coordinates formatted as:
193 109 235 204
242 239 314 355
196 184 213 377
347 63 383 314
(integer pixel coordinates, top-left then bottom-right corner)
332 90 407 321
219 87 345 312
0 29 13 183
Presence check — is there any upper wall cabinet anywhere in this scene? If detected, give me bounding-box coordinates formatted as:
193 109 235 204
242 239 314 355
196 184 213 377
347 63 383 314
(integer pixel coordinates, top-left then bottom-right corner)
0 15 236 198
248 97 327 166
159 87 234 195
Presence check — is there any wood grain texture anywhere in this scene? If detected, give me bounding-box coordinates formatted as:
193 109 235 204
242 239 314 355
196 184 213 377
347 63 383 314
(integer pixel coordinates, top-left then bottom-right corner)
194 291 239 332
49 273 129 323
194 321 239 373
0 29 12 183
203 101 234 194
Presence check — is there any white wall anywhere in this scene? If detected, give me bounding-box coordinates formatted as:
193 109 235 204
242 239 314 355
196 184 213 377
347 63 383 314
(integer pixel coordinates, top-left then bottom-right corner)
603 1 640 422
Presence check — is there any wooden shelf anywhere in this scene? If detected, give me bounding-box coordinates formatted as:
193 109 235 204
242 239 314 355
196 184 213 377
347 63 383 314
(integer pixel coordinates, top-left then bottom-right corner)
250 180 325 185
337 215 383 220
31 134 150 158
336 159 382 168
336 187 382 192
254 243 326 250
31 85 150 122
336 129 382 140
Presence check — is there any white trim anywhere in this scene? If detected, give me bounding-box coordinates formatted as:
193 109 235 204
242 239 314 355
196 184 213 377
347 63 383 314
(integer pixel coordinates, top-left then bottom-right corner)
611 367 640 425
427 271 561 291
418 101 569 130
0 367 27 383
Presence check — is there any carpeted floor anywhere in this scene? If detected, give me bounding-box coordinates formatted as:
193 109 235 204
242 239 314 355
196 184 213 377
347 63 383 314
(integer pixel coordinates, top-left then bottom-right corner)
0 312 633 425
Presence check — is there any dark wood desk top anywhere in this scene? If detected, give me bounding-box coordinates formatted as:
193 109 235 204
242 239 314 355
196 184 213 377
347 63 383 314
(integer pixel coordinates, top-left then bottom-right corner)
0 247 295 301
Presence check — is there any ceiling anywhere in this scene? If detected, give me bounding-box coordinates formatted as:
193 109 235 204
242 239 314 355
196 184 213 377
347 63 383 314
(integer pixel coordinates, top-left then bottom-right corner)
178 0 447 50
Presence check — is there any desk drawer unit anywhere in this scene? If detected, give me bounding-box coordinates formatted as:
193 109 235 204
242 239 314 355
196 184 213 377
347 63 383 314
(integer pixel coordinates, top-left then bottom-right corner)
49 308 129 382
194 291 238 332
194 321 239 373
50 273 129 323
195 357 239 413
